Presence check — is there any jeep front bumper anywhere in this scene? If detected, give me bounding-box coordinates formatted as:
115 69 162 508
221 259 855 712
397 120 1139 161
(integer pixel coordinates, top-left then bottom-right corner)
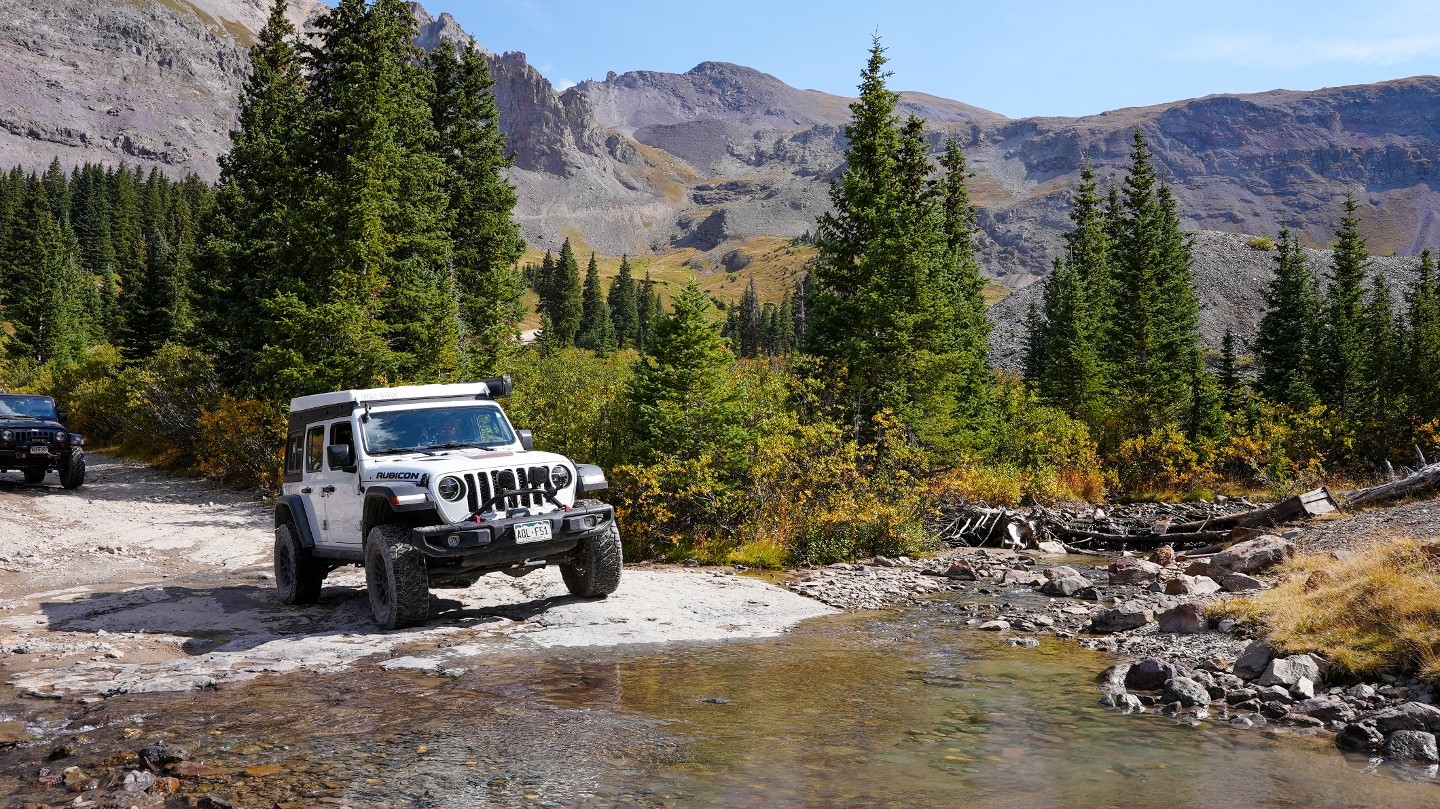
409 501 615 566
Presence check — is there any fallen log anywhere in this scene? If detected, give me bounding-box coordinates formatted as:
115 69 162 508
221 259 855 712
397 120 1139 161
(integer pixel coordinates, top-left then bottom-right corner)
1342 463 1440 509
1164 488 1336 534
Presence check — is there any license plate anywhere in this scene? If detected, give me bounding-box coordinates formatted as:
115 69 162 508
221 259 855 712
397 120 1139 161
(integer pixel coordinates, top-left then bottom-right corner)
514 520 552 544
30 444 49 455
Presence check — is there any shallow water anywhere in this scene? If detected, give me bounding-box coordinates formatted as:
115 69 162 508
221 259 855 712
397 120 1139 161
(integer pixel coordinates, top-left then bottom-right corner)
1 598 1435 808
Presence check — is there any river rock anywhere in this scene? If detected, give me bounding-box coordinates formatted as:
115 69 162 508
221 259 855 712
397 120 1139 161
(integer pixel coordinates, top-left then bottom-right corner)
1209 535 1296 577
1292 695 1354 723
943 561 979 580
1359 701 1440 734
1087 602 1152 633
1040 576 1090 597
1126 658 1182 691
1184 560 1211 577
1158 603 1208 633
61 766 88 788
1383 730 1440 763
1108 557 1163 585
1233 640 1274 680
1044 566 1083 580
1290 677 1316 700
0 721 29 748
1002 568 1043 585
1256 685 1294 704
1149 545 1176 565
977 620 1010 631
1074 586 1104 600
1034 541 1068 556
1162 676 1212 707
1226 688 1258 705
1257 655 1322 688
1347 684 1377 700
1221 572 1268 592
1164 575 1221 596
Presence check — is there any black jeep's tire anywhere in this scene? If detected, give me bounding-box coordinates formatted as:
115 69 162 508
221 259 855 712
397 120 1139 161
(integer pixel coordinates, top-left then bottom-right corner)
274 522 324 605
22 468 45 484
365 523 430 630
561 519 623 598
58 452 84 490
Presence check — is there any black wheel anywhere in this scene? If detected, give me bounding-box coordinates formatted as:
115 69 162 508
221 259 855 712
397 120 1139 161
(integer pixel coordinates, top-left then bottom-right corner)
365 524 430 630
561 519 623 598
22 468 45 484
58 452 84 490
274 522 324 605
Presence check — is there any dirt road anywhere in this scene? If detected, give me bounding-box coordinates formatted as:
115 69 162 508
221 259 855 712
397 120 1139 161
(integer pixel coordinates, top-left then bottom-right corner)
0 455 834 699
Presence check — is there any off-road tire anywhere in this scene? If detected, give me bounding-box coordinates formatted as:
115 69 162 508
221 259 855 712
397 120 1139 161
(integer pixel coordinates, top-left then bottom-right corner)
561 518 622 598
274 522 324 605
58 451 84 490
22 468 45 484
365 523 430 630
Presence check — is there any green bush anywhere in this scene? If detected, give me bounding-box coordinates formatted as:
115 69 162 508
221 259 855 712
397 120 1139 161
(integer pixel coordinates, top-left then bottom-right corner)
1247 235 1276 251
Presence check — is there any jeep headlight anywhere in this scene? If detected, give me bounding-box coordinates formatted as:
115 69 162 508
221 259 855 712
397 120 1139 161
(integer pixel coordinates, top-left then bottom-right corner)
0 430 9 441
549 465 572 490
437 475 466 502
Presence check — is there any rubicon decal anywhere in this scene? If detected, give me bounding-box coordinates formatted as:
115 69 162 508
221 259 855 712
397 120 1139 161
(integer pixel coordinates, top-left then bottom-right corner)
374 471 422 480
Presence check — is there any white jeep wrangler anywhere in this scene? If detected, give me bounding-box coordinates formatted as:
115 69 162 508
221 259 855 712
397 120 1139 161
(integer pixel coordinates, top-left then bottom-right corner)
273 377 621 629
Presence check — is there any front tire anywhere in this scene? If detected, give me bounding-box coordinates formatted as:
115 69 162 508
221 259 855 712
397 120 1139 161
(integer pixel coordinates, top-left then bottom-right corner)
274 523 324 605
23 468 45 484
561 520 623 598
365 524 430 630
58 451 85 490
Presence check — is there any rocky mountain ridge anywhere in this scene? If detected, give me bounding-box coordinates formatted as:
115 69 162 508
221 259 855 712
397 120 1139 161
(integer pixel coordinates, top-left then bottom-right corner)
2 1 1437 288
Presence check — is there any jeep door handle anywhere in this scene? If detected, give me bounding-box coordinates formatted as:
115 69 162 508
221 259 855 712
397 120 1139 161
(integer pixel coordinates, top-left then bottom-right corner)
321 485 336 494
301 487 313 494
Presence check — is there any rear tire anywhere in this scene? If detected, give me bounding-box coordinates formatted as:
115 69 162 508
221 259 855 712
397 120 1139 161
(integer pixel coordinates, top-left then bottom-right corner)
58 451 85 490
365 523 430 630
561 520 622 598
274 522 324 605
22 468 45 484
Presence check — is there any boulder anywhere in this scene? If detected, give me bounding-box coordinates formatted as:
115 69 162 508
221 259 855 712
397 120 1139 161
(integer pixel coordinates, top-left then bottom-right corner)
976 620 1010 631
942 561 978 580
1256 685 1294 704
1256 655 1322 688
1034 541 1067 556
1209 535 1296 577
1383 730 1440 763
1225 688 1258 705
1001 568 1043 586
1074 586 1104 600
1043 566 1082 580
1221 572 1268 592
1359 701 1440 735
1040 576 1090 597
1290 677 1316 701
1184 560 1212 577
1126 658 1182 691
1108 557 1164 585
1161 676 1212 708
1164 575 1222 596
1233 640 1274 680
1158 603 1208 633
1292 696 1355 723
1087 601 1152 633
1149 545 1176 565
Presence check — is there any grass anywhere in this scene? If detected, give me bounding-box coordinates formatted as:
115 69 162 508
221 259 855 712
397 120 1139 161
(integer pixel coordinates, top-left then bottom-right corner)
1213 536 1440 685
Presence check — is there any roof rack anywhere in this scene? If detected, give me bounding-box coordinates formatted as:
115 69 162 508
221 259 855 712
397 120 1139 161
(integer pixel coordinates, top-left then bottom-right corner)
289 376 513 414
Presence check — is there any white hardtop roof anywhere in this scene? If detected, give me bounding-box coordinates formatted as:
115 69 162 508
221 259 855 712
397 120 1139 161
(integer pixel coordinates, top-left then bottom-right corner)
290 382 495 413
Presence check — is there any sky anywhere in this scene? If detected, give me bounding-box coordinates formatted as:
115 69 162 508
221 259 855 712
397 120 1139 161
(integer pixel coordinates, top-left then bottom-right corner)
436 0 1440 119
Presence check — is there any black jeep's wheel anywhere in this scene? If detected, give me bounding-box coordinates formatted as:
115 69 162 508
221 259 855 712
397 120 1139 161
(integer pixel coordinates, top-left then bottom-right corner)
58 452 85 490
22 468 45 484
274 522 325 605
561 518 623 598
365 523 430 630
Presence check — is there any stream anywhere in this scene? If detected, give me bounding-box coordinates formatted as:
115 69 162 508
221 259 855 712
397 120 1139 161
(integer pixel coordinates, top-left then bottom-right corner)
1 592 1435 807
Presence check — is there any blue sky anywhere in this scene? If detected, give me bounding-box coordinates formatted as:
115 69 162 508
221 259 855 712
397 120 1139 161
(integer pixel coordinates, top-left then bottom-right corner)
438 0 1440 118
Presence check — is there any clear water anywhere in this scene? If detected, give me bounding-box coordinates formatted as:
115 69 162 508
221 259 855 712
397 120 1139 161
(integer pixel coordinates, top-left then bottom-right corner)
1 600 1434 808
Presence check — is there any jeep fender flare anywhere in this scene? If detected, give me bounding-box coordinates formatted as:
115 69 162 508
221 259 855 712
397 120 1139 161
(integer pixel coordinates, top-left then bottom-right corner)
275 495 321 549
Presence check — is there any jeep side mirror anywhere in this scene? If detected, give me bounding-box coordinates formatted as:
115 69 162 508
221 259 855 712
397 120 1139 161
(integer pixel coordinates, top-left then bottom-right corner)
517 429 533 452
57 412 67 422
327 443 354 470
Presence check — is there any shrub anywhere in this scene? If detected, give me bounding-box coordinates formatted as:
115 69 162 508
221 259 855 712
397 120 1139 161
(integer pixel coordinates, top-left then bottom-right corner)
1113 423 1217 496
1247 235 1275 251
196 396 287 490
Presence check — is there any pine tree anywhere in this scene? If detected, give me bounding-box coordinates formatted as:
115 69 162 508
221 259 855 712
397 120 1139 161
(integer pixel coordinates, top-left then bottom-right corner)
0 177 88 364
1357 272 1400 466
626 278 742 462
607 254 638 349
1254 227 1322 406
1405 249 1440 427
1104 129 1202 440
430 38 526 374
1318 193 1371 429
549 239 583 347
1218 328 1243 415
635 271 661 354
734 278 761 357
576 252 616 352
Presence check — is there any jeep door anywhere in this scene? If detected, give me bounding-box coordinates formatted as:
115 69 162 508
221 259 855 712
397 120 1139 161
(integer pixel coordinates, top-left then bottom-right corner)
304 420 362 547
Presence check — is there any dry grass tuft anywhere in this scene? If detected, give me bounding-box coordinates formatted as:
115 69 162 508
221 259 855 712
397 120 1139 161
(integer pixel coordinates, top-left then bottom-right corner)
1215 537 1440 684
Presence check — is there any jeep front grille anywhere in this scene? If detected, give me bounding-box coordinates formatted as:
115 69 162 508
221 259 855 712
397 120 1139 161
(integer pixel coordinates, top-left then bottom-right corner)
13 429 59 444
464 465 551 513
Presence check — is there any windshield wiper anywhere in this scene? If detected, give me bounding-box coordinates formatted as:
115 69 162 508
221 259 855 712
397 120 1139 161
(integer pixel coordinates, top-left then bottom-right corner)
374 446 437 456
428 442 496 451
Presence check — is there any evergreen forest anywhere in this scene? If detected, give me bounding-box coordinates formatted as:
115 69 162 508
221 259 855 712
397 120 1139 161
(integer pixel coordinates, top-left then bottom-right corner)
1 4 1437 567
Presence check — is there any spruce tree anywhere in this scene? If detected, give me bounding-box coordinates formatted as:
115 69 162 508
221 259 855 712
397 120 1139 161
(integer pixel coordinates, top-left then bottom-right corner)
1405 250 1440 427
1218 328 1242 415
635 271 661 354
576 252 616 353
549 239 584 347
430 39 526 374
607 254 638 349
0 177 88 364
1254 227 1322 406
1318 193 1371 429
1358 272 1400 465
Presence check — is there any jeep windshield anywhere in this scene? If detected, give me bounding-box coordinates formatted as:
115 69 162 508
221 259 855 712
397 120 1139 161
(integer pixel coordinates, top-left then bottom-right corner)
362 404 516 455
0 395 58 420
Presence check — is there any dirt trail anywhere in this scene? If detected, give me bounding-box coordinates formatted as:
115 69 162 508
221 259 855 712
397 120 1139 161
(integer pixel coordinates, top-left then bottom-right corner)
0 455 833 699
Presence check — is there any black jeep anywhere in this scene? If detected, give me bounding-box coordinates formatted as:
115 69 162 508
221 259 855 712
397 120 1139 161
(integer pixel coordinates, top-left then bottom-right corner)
0 393 85 489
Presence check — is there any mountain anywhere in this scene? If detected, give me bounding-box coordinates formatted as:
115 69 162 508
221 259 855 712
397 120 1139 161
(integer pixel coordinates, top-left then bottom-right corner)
2 1 1437 288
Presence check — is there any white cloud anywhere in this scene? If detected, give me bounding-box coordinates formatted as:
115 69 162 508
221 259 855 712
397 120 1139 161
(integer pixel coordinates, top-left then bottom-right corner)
1182 30 1440 69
